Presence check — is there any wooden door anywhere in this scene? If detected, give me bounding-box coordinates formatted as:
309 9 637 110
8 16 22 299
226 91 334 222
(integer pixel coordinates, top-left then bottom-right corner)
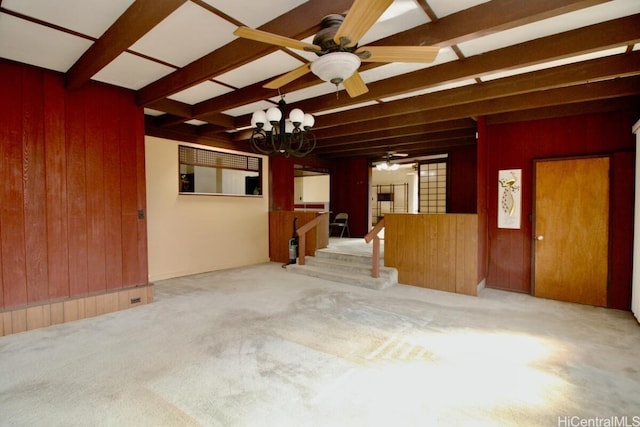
533 157 609 307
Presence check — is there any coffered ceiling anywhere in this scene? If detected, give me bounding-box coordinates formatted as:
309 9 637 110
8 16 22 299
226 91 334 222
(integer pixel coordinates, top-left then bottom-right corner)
1 0 639 163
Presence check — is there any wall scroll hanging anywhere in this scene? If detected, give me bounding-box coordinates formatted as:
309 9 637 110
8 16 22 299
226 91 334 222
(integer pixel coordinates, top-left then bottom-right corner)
498 169 521 229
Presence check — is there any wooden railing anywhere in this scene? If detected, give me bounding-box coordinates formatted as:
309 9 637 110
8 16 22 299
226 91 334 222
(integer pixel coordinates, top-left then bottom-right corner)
296 212 329 265
364 218 385 278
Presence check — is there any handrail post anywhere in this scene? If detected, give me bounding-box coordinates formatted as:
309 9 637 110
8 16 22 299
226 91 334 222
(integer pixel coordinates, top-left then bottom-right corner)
372 235 380 278
298 234 306 265
364 217 385 278
294 212 329 265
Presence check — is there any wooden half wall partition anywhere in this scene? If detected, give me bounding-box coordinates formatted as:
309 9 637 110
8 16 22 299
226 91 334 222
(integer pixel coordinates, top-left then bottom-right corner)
269 211 329 264
384 213 480 296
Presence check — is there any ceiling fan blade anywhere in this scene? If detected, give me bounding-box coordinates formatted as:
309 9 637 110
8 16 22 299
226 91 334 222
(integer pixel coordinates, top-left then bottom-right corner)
234 26 320 52
343 71 369 98
391 153 409 157
263 63 312 90
357 46 440 63
333 0 393 47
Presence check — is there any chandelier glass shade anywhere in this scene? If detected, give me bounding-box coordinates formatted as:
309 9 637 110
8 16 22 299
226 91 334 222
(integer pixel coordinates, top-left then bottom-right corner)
250 97 316 157
376 161 400 171
310 52 361 85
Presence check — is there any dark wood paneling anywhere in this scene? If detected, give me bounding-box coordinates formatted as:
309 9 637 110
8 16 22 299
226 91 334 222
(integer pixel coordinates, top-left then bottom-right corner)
85 85 107 293
330 158 370 237
103 86 124 289
609 151 635 310
0 61 28 307
22 66 49 303
476 117 489 283
484 110 638 308
120 93 141 288
449 144 477 213
269 156 294 212
66 88 89 297
134 100 148 286
43 73 70 300
0 60 148 309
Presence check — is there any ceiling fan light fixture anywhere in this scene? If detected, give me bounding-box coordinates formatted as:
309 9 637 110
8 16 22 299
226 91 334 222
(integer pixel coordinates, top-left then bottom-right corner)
310 52 361 85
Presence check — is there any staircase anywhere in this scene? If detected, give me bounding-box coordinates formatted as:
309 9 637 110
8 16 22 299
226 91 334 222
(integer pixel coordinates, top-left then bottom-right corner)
285 244 398 290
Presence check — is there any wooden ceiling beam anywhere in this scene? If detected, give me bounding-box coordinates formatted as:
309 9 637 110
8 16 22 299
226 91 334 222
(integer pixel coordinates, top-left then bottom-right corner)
375 0 610 48
485 95 640 125
136 0 354 105
186 0 613 120
314 129 477 155
307 76 640 146
322 138 478 159
313 118 477 141
311 51 640 129
316 127 476 150
287 14 640 117
65 0 187 89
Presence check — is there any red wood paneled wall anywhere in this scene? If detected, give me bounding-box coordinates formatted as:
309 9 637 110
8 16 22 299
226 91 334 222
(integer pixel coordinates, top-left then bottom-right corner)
330 157 370 237
448 145 477 214
0 60 147 310
483 110 638 309
269 156 294 211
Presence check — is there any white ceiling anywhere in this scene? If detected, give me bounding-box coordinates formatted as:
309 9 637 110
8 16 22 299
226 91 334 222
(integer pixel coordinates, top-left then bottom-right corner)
1 0 638 137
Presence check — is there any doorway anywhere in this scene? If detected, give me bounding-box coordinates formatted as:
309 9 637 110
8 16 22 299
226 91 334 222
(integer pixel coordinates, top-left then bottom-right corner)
533 156 609 307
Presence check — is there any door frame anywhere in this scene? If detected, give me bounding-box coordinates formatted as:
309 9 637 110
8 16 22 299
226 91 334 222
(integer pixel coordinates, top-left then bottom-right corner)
530 154 612 303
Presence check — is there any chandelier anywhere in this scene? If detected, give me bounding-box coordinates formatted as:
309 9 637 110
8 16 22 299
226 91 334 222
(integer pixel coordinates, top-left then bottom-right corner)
249 96 316 157
375 161 400 171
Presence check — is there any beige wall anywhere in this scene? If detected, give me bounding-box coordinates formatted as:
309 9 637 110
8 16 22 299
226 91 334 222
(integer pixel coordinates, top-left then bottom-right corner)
145 136 270 281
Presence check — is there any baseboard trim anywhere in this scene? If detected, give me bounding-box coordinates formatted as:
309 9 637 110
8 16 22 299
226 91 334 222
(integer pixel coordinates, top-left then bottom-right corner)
0 284 154 337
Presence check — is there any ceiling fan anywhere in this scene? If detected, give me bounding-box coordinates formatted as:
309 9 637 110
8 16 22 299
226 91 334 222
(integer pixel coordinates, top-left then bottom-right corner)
374 150 409 170
233 0 440 98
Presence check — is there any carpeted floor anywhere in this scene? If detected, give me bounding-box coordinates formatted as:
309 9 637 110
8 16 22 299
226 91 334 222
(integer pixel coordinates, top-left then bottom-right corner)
1 261 639 426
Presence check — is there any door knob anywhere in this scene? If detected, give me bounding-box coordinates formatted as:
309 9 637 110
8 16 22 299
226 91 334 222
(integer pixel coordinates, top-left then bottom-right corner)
536 235 544 241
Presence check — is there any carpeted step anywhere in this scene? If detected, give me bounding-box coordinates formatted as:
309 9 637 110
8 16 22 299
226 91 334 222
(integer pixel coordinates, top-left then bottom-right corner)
314 249 385 266
285 262 396 290
305 256 397 282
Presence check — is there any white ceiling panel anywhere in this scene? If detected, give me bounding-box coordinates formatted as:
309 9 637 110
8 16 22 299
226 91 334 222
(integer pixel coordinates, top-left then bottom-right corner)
202 0 308 28
185 119 208 126
216 51 305 88
168 81 234 105
458 0 640 57
358 0 431 46
0 13 92 73
428 0 490 19
144 108 165 117
269 82 337 105
129 2 237 67
481 47 628 82
2 0 135 38
223 100 276 118
92 52 175 90
314 100 379 116
380 79 477 102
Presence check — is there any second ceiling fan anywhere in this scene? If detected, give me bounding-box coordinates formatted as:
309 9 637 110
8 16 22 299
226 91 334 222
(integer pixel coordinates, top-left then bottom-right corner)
233 0 440 98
